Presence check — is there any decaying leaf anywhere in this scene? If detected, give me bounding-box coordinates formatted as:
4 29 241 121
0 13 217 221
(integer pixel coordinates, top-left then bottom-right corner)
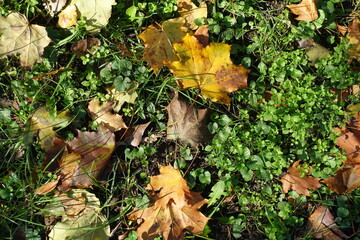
178 0 207 30
0 13 52 68
308 206 349 240
58 4 79 28
106 84 138 112
58 0 116 32
166 92 212 146
28 107 72 150
194 25 209 47
88 99 127 132
129 165 209 240
347 18 360 62
66 126 115 188
281 160 321 196
169 34 249 105
287 0 318 21
44 189 110 240
71 38 101 57
138 18 186 73
43 0 67 16
298 39 331 62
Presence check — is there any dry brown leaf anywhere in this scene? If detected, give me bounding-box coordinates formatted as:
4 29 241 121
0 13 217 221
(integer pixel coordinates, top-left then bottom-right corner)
178 0 207 30
88 99 127 132
129 165 209 240
166 92 213 146
66 126 115 188
71 38 101 57
333 126 360 162
119 122 150 147
194 25 209 47
35 176 60 195
169 34 249 105
308 206 349 240
287 0 318 21
280 160 321 196
138 18 186 73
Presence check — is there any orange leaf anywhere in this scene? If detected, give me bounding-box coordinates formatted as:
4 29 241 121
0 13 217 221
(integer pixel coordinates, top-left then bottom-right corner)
280 160 321 196
169 34 249 105
287 0 318 21
308 206 349 240
129 165 209 240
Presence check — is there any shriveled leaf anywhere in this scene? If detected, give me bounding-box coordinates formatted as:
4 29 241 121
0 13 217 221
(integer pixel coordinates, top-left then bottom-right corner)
138 18 186 73
66 126 115 188
71 38 101 57
119 122 150 147
347 18 360 62
29 107 72 150
43 0 67 16
287 0 318 21
58 4 79 28
280 160 321 196
88 100 127 132
35 176 60 195
169 34 249 105
166 92 212 146
0 13 52 69
129 165 209 240
106 84 138 112
308 206 349 240
46 189 110 240
178 0 207 30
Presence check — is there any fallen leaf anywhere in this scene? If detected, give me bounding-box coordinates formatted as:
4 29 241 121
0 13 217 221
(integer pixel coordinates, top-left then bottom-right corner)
280 160 321 196
87 99 127 132
347 18 360 62
166 92 212 146
298 39 332 63
75 0 116 33
308 206 349 240
178 0 207 30
194 25 209 47
106 84 138 112
28 107 72 150
34 176 60 195
58 4 79 28
44 189 110 240
129 165 209 240
169 34 249 105
138 18 186 73
66 126 115 188
32 67 67 80
287 0 318 21
333 126 360 162
43 0 67 16
119 122 150 147
71 38 101 57
0 13 52 69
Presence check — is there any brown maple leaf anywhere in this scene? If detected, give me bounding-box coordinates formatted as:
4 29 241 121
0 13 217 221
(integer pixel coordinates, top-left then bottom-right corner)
281 160 321 196
166 92 213 146
129 165 209 240
287 0 318 21
347 18 360 62
308 206 349 240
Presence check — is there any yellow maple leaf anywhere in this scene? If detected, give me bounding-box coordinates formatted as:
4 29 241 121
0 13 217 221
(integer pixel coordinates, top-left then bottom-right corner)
178 0 207 30
287 0 318 21
138 18 186 73
168 33 249 105
129 165 209 240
